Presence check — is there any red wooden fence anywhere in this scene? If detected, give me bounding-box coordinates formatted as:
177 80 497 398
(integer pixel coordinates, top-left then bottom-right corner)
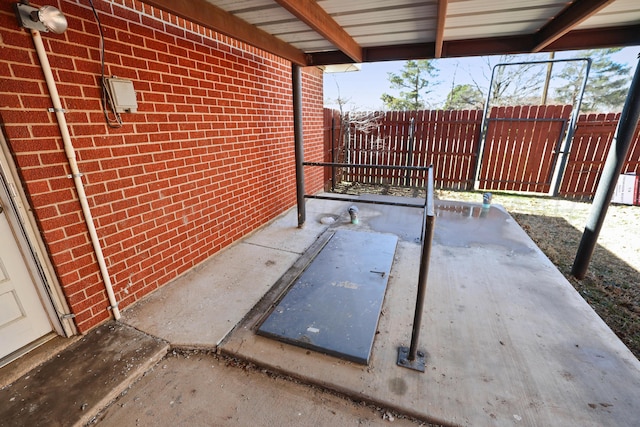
559 112 640 198
331 110 482 189
323 108 343 189
323 107 640 199
479 105 572 193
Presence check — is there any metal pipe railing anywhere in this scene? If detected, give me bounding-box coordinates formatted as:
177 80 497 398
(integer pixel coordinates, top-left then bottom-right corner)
302 161 435 372
304 194 425 209
303 161 431 172
398 167 435 372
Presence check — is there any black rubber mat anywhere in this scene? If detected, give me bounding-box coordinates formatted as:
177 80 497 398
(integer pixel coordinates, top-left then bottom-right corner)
257 229 398 364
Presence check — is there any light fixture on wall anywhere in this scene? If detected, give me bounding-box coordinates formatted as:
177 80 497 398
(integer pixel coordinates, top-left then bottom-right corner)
14 2 68 34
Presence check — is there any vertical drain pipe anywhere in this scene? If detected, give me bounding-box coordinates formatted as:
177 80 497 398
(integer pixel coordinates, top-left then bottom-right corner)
31 29 121 320
572 54 640 279
293 64 306 227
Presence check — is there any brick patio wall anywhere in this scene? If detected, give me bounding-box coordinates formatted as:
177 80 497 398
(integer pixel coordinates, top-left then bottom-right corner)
0 0 324 332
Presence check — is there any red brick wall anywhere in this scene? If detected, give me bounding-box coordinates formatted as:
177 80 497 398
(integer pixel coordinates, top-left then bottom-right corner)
302 68 325 191
0 0 324 332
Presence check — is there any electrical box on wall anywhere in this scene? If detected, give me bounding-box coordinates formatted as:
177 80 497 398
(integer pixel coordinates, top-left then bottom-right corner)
104 77 138 113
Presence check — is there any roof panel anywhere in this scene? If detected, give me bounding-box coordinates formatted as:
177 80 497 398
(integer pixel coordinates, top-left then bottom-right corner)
318 0 437 15
445 21 548 41
356 31 436 48
235 7 299 25
275 30 329 44
445 9 558 36
447 7 567 24
332 6 436 27
347 23 435 39
447 0 569 16
260 21 319 36
157 1 640 64
350 23 435 46
210 0 275 13
576 0 640 29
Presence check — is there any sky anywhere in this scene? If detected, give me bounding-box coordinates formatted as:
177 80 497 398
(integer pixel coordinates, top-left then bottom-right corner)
323 47 640 112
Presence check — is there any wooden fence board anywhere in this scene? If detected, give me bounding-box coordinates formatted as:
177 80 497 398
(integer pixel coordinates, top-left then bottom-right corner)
478 105 572 193
559 112 640 198
323 107 640 200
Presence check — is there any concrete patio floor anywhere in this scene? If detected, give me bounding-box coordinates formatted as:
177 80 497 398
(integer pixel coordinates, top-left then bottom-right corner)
2 195 639 426
121 195 640 426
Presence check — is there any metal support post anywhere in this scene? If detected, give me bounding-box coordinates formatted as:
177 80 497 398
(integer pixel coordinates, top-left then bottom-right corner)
404 117 416 186
397 167 435 372
572 54 640 279
331 116 336 191
292 64 305 227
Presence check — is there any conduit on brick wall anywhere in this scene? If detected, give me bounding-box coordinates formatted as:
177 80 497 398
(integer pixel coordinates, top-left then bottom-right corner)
30 28 120 320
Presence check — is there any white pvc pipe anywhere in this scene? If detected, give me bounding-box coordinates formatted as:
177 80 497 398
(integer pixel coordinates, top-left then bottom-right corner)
31 30 121 320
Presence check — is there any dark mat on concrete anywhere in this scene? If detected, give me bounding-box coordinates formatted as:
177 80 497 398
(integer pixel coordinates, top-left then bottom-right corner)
0 321 168 427
257 229 398 364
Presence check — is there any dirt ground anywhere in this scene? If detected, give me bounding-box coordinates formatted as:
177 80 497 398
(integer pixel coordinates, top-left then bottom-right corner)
333 182 640 360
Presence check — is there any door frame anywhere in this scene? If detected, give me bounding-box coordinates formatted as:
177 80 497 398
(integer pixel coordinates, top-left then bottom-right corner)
0 129 76 340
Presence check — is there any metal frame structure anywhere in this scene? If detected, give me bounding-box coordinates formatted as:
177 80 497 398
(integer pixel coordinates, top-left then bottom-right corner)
473 57 591 195
299 158 435 372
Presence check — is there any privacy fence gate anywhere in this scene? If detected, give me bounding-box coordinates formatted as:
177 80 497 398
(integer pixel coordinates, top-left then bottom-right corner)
323 107 640 199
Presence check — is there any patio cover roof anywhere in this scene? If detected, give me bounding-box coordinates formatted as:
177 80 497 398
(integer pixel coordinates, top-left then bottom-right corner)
141 0 640 66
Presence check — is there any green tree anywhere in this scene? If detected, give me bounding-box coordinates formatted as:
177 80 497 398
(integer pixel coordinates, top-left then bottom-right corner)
443 84 484 110
381 60 438 110
554 48 631 112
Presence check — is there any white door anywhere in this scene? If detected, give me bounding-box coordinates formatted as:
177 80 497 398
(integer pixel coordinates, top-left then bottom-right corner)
0 200 52 360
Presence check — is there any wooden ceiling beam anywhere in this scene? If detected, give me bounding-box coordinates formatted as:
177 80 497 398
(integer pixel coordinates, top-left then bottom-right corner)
443 35 535 58
434 0 449 59
274 0 363 63
309 24 640 65
140 0 309 65
532 0 617 52
546 24 640 51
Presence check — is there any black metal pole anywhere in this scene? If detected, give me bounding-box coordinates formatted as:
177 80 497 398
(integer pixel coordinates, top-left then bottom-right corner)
331 116 336 191
408 214 435 360
404 117 416 186
397 167 434 372
292 64 305 227
572 54 640 279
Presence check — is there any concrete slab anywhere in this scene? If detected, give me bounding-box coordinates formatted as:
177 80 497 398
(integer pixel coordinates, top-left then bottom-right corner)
92 352 423 426
120 201 348 349
220 199 640 427
0 322 167 427
0 335 79 389
243 198 351 253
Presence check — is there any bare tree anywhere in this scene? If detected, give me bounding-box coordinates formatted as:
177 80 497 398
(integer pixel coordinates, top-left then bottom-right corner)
466 54 548 106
